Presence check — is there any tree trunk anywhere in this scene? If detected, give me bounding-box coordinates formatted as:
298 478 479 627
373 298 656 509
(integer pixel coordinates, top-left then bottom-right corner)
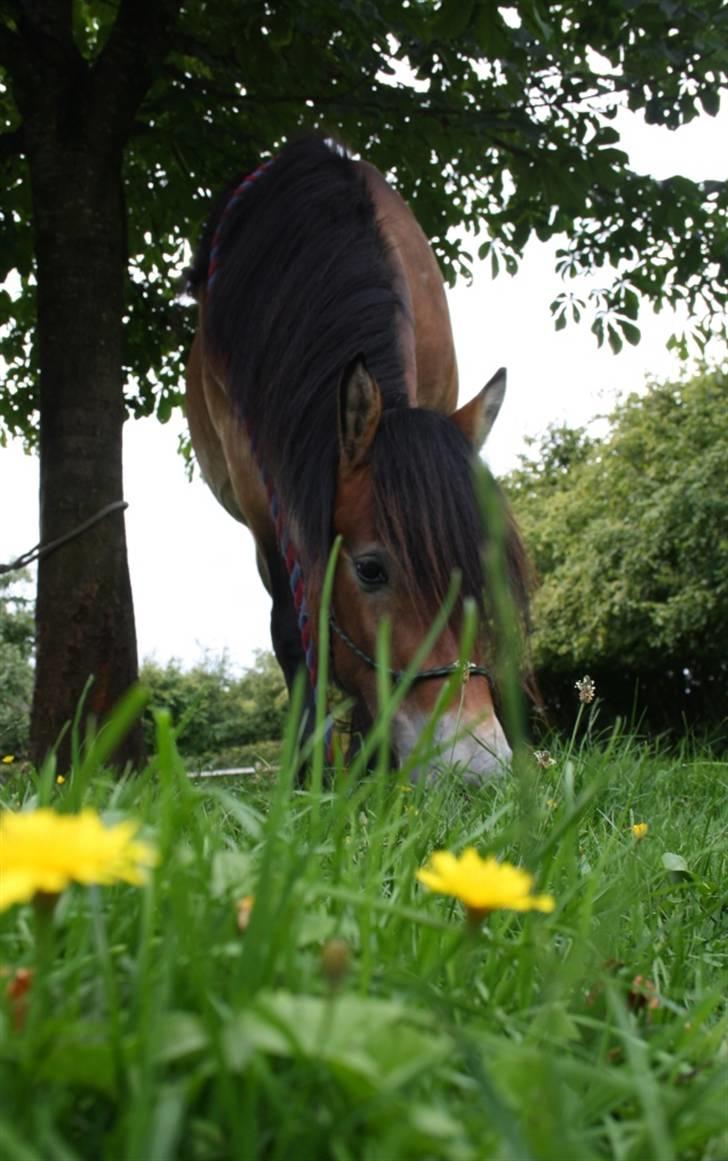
7 1 181 771
28 142 143 771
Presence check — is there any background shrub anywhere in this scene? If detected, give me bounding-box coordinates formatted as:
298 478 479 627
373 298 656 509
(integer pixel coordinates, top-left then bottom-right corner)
0 573 34 757
506 368 728 740
140 649 287 768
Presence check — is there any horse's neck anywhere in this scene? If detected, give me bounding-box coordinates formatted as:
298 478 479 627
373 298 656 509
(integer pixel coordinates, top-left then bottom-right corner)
357 161 459 414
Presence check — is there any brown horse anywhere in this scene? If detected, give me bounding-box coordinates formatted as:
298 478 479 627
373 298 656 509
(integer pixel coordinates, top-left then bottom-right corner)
185 134 528 780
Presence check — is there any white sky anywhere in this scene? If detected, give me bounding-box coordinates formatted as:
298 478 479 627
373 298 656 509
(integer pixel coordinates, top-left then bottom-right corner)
2 105 726 671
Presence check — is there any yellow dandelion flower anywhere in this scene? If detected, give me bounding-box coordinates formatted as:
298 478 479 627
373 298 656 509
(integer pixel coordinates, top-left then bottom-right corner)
0 808 158 911
416 848 555 923
2 755 14 765
631 822 649 840
56 775 66 785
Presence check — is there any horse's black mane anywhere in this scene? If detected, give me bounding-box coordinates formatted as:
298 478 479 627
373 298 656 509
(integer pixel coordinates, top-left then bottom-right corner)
192 135 407 566
191 133 529 638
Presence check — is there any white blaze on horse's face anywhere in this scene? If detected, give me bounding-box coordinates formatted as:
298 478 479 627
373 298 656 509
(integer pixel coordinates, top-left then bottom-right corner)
332 359 517 782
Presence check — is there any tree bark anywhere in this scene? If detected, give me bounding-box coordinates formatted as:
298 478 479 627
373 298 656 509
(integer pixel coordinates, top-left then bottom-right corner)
28 142 143 771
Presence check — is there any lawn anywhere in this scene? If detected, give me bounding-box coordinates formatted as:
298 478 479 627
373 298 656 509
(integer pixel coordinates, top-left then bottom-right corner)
1 685 726 1161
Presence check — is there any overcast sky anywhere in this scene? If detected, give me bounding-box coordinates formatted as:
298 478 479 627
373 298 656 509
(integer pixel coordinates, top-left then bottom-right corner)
1 105 726 671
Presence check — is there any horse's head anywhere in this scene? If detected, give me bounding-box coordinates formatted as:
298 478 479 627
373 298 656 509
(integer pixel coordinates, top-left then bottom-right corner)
330 358 526 781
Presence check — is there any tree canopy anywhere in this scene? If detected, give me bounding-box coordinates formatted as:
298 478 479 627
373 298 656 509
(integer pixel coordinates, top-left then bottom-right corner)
2 0 727 444
506 367 728 735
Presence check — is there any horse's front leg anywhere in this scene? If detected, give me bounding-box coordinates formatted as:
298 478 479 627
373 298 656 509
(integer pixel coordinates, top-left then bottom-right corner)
263 548 317 759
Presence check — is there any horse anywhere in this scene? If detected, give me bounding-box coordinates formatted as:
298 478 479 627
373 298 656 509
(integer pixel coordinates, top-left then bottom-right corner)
185 134 529 780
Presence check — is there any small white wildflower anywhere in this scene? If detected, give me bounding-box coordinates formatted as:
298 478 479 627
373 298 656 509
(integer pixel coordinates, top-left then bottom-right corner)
534 750 556 769
575 675 596 704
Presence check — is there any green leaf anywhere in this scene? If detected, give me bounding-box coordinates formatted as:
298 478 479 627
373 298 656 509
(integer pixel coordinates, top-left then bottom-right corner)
0 1120 46 1161
473 4 509 57
206 790 265 841
294 908 357 948
699 89 720 117
434 0 475 40
155 1011 209 1065
156 394 173 423
222 991 452 1095
408 1103 466 1143
661 852 688 872
36 1024 117 1096
210 849 255 899
661 851 692 880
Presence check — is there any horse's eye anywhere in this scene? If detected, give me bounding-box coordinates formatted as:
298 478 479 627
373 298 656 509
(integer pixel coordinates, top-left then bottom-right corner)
354 556 389 590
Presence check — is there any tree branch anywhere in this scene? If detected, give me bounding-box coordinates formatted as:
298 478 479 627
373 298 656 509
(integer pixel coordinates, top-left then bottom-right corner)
18 0 74 47
89 0 184 142
5 0 82 120
0 20 29 87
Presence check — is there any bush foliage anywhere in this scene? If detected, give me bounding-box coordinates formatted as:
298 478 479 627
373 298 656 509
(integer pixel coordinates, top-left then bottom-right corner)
0 574 34 757
506 368 728 737
140 650 287 769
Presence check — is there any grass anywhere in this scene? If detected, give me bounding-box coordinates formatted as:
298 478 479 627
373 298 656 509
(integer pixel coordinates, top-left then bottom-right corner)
0 690 726 1161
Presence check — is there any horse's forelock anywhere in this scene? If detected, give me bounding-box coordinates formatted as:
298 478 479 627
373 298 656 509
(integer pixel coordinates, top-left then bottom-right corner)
370 408 530 638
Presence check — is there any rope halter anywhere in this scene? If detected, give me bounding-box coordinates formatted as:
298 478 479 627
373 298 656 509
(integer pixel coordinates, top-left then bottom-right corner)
329 613 493 687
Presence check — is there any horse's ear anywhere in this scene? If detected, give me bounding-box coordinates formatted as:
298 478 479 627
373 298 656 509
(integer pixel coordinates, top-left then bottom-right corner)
338 356 383 473
450 367 507 451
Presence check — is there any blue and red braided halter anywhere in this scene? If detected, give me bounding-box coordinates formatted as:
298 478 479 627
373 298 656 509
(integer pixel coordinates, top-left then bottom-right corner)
206 158 319 690
207 159 274 289
244 420 318 687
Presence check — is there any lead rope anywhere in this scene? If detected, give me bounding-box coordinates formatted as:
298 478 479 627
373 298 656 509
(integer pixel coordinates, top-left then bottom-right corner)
0 501 129 576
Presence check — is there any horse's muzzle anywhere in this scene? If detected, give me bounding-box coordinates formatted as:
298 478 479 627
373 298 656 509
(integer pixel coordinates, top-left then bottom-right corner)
392 710 512 783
